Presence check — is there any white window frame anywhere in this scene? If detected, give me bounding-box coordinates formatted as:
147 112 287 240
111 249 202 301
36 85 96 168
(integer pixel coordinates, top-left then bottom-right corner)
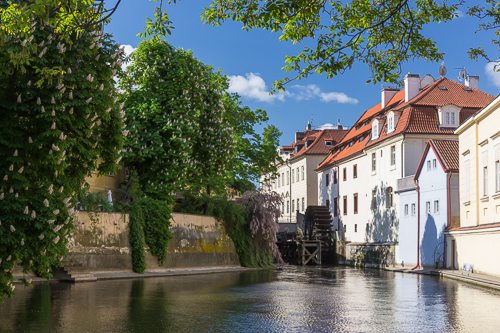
302 197 305 211
427 160 431 170
287 171 289 185
433 159 437 169
390 145 396 166
411 203 416 216
297 167 300 181
372 120 379 140
292 169 295 183
496 160 500 193
434 200 439 214
372 153 376 173
301 166 304 180
388 116 394 133
426 201 431 214
404 204 409 217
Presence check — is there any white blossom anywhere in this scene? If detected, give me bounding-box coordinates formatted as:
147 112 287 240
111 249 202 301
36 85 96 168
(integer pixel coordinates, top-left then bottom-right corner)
86 97 92 104
64 217 70 224
24 206 29 214
48 184 53 194
63 197 71 204
29 137 33 143
6 255 11 261
27 80 31 86
31 210 36 219
10 225 15 232
68 68 72 74
14 149 18 156
21 239 24 246
53 209 60 215
38 234 45 240
53 236 60 244
17 94 22 103
53 225 63 232
51 97 55 104
69 91 73 99
18 166 24 174
48 220 55 224
41 106 45 113
51 122 56 129
99 83 104 91
0 193 3 200
59 186 64 193
52 144 60 151
9 164 13 171
43 198 49 207
105 108 111 112
69 107 74 114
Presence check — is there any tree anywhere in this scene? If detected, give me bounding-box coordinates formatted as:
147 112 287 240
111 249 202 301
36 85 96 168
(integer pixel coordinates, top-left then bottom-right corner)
119 38 281 202
0 2 124 299
201 0 500 89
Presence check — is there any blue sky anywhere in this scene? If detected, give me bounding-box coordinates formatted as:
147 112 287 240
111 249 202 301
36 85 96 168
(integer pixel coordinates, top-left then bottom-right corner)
107 1 500 146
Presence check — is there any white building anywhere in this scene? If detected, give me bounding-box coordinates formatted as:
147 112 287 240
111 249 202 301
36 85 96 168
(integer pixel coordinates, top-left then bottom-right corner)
396 139 460 268
262 122 348 230
317 73 494 246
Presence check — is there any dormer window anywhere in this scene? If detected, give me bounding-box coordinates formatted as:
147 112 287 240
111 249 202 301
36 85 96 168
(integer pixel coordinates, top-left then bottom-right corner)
349 141 354 147
295 145 298 154
388 115 394 133
372 119 379 140
359 136 364 142
438 104 461 128
325 141 332 147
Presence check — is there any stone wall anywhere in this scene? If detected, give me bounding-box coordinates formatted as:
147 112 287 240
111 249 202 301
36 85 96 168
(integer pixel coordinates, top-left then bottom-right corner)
64 212 240 272
338 242 396 268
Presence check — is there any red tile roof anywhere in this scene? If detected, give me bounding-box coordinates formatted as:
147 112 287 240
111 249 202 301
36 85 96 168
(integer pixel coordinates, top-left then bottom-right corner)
430 140 459 171
316 77 495 171
291 129 348 159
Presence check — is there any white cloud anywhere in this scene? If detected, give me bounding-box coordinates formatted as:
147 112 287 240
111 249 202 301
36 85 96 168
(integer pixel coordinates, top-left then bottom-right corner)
485 61 500 88
228 73 358 104
454 10 464 18
227 73 290 102
121 44 137 72
320 91 359 104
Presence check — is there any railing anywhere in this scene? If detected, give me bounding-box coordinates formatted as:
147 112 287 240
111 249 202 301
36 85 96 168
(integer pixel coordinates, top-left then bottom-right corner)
397 175 417 191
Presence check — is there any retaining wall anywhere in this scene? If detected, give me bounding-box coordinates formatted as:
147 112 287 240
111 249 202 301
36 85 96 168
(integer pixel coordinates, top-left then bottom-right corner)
64 212 240 272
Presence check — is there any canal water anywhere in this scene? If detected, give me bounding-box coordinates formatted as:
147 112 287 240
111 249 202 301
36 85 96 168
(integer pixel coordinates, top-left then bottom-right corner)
1 266 500 332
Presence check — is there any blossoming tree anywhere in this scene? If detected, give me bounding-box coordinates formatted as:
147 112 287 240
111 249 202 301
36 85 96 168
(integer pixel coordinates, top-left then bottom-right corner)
0 2 124 299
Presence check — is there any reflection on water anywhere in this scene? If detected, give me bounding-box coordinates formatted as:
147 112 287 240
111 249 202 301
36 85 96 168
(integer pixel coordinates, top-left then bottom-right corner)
1 266 500 332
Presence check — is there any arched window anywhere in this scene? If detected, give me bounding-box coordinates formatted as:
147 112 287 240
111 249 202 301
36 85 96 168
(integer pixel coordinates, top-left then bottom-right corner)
386 187 393 208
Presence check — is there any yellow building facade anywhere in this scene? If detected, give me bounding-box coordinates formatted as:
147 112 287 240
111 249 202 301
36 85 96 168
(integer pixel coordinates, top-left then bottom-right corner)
447 95 500 277
85 162 127 202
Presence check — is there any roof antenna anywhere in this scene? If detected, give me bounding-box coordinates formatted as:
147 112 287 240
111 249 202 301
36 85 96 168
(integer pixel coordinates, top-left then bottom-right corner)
439 62 447 77
310 113 316 127
454 67 467 81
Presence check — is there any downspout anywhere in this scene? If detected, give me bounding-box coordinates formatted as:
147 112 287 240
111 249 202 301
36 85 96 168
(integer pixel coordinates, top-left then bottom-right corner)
401 134 405 179
412 178 420 270
438 171 452 270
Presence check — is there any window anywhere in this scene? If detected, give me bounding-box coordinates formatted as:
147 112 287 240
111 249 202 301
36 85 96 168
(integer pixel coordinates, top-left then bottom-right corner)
292 169 295 183
371 189 376 209
388 116 394 132
325 141 332 146
372 153 376 172
349 141 354 147
282 202 285 214
451 112 456 126
372 121 379 140
297 199 300 211
333 198 338 217
354 193 358 214
411 203 416 216
355 224 358 233
333 171 338 184
326 199 330 208
353 164 357 178
445 111 450 125
380 150 383 157
343 167 347 181
326 174 330 187
287 171 289 185
426 201 431 214
292 199 294 212
301 166 304 180
484 166 489 197
496 160 500 193
444 111 457 126
344 225 347 233
391 146 396 166
302 197 305 211
433 159 437 169
282 173 285 185
404 204 409 216
434 200 439 214
343 196 347 215
427 160 431 170
385 187 392 208
278 175 280 187
386 187 393 208
297 168 300 181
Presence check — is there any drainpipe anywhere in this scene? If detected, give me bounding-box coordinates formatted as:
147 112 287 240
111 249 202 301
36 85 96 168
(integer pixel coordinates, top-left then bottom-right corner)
439 171 453 270
412 178 420 270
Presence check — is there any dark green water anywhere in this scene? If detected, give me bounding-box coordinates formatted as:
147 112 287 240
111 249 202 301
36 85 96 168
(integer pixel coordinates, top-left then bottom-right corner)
1 266 500 332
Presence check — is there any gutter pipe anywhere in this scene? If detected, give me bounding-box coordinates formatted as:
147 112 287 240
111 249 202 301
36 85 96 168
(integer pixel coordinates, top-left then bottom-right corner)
439 171 453 270
412 178 420 270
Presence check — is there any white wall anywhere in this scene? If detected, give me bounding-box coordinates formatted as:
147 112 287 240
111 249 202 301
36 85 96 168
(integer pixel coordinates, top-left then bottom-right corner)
396 189 418 267
317 168 339 230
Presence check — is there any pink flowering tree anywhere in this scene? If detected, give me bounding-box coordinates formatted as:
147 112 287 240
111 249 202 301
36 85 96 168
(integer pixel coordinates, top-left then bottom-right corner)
241 189 283 264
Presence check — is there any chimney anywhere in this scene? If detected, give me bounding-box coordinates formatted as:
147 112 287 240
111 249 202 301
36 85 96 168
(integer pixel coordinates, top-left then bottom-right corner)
465 75 479 90
335 119 343 130
306 121 312 131
381 88 399 109
295 131 305 143
404 73 420 103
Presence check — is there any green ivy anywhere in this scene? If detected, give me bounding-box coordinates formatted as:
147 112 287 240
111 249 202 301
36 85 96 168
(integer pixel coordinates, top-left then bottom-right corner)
140 198 172 266
128 204 147 274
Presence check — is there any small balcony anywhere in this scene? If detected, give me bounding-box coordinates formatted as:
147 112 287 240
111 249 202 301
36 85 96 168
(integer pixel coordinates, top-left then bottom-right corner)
396 175 417 192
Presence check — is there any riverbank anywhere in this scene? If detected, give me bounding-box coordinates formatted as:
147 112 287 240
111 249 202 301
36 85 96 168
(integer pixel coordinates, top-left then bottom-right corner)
13 265 260 284
384 265 500 291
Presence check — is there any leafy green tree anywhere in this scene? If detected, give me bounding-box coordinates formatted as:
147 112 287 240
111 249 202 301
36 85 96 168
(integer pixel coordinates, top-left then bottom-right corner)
119 39 281 202
201 0 500 89
0 2 124 299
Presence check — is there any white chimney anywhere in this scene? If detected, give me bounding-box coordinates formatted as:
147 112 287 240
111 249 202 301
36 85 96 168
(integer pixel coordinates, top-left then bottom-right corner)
465 75 479 90
404 73 420 103
381 88 399 109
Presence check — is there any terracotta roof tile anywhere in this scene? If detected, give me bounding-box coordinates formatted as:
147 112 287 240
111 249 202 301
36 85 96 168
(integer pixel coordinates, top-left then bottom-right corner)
430 139 459 171
291 128 348 160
